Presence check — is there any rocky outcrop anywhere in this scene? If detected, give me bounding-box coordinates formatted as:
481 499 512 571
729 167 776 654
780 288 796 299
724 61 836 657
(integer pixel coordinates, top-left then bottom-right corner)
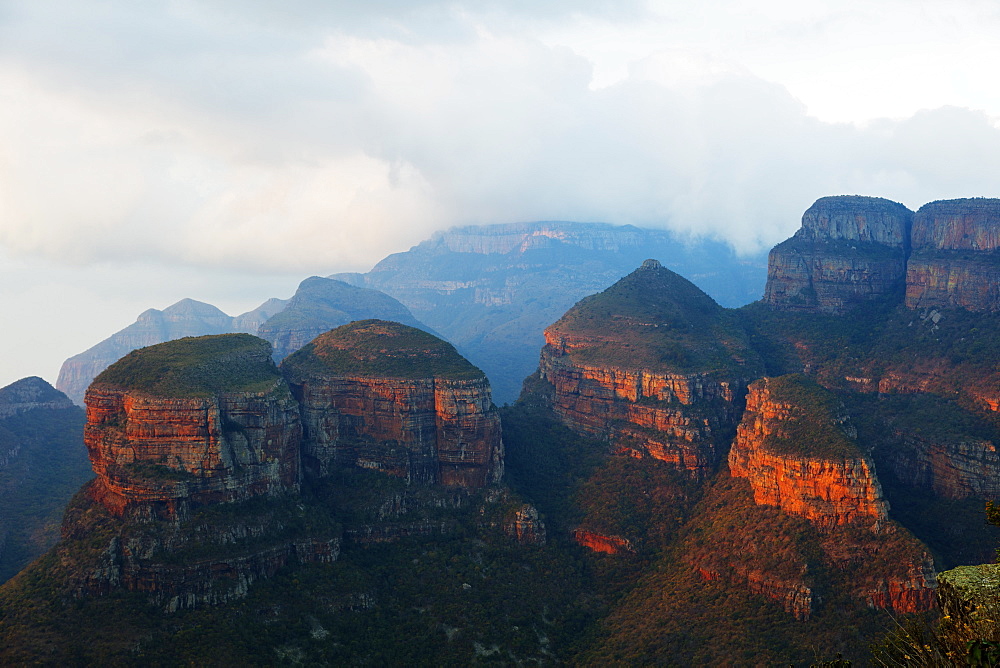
764 196 913 313
540 261 762 476
84 335 301 520
905 199 1000 311
729 376 888 529
57 298 288 405
881 432 1000 500
504 505 546 545
572 530 634 554
282 320 503 488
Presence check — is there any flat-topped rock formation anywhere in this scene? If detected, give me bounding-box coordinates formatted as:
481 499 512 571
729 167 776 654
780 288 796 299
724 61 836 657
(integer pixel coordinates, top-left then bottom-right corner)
763 196 913 313
84 334 301 520
281 320 503 488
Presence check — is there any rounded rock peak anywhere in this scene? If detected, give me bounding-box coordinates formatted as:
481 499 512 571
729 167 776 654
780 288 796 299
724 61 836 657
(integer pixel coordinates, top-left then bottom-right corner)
641 258 663 269
91 333 282 398
281 319 484 381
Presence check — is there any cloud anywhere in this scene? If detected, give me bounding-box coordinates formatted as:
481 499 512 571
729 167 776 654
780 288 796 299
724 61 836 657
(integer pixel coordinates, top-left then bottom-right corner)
2 0 1000 276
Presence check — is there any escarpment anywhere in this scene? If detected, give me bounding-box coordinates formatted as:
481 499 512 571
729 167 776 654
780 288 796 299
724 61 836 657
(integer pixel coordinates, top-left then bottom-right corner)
281 320 502 488
84 335 301 520
539 259 763 476
765 196 1000 314
906 199 1000 311
764 196 913 313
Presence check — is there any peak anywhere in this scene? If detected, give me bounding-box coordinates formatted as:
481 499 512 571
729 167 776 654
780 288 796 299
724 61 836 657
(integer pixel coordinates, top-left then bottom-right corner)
797 195 912 246
282 320 483 381
161 299 230 318
546 262 760 375
0 376 67 404
92 334 282 398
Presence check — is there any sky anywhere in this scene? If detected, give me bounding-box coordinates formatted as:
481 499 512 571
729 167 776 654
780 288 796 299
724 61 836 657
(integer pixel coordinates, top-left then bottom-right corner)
3 0 1000 389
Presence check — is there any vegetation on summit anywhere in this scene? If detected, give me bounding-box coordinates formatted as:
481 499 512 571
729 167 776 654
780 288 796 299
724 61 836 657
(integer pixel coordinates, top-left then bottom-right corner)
92 334 282 398
282 319 484 381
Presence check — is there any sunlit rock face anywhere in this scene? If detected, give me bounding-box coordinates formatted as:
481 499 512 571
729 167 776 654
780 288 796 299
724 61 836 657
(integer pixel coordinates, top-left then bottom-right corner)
729 375 888 529
539 260 763 476
763 196 913 313
906 199 1000 312
282 320 503 488
84 335 301 520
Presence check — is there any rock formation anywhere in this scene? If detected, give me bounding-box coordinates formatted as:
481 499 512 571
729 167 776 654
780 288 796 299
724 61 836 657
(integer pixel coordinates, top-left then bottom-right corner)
84 334 301 520
58 298 288 405
282 320 503 488
763 196 913 313
906 199 1000 311
729 375 888 529
539 260 763 476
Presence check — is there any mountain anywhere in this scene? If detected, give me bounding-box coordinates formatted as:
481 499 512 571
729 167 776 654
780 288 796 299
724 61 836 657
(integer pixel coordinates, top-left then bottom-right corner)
332 221 768 403
10 196 1000 663
257 277 429 361
56 297 287 405
0 377 91 583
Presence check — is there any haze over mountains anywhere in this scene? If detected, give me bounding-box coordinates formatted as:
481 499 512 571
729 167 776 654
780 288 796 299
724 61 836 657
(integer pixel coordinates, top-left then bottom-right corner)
6 195 1000 663
57 221 768 406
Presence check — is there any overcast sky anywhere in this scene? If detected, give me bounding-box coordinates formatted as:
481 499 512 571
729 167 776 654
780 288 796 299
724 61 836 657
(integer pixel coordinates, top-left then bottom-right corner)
3 0 1000 389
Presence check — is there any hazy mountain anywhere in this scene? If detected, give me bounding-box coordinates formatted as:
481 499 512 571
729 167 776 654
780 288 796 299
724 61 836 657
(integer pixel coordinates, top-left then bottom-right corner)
332 221 768 403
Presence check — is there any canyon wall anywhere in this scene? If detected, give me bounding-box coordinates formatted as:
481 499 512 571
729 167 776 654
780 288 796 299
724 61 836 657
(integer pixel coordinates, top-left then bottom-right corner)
282 320 503 488
763 196 913 313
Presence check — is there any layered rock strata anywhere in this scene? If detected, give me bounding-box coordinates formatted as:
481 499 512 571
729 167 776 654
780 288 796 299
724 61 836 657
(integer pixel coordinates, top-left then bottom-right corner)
729 375 888 529
540 260 763 476
282 320 503 488
906 199 1000 311
764 196 913 313
84 335 301 520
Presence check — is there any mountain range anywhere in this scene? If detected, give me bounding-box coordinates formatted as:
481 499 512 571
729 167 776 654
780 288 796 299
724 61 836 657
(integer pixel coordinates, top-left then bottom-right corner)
4 197 1000 663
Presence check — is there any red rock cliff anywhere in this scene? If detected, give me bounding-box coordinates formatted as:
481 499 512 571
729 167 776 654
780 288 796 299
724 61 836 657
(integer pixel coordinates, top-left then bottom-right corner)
729 376 888 530
282 320 503 488
539 260 762 476
764 196 913 313
84 335 301 520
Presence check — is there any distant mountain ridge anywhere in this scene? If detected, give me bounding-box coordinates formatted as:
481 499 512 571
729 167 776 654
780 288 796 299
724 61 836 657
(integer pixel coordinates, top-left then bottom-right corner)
332 221 768 402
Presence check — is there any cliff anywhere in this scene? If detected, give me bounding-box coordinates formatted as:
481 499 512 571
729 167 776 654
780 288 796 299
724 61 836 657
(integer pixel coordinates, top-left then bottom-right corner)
257 277 428 362
763 196 913 313
282 320 503 488
539 260 762 476
906 199 1000 311
57 297 287 405
729 375 887 529
84 334 301 520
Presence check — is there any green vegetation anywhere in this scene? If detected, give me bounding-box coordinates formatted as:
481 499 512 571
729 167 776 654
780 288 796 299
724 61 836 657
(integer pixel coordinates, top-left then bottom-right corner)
549 263 764 376
93 334 283 398
282 319 484 381
760 374 860 459
0 405 92 583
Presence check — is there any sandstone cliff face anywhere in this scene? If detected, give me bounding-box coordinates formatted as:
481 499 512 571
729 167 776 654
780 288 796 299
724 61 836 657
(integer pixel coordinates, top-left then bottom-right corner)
84 335 301 520
282 320 503 488
85 386 301 520
540 261 762 476
764 196 913 313
540 339 741 474
906 204 1000 307
880 431 1000 500
572 530 634 554
729 376 888 529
